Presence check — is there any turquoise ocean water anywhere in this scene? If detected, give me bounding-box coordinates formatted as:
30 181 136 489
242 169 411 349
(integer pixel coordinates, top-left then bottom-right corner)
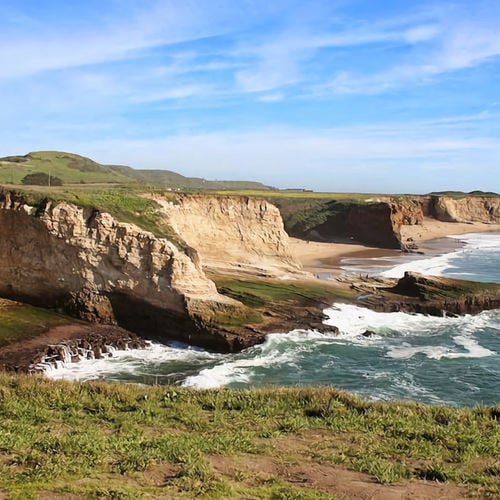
47 233 500 407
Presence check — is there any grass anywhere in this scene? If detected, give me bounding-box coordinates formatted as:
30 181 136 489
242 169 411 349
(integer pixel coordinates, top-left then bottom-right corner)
0 150 272 191
212 276 356 309
0 151 133 185
213 190 380 201
10 186 191 252
0 299 71 347
0 374 498 498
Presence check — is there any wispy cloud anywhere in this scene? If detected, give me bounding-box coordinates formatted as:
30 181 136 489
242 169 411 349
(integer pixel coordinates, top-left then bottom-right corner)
322 5 500 95
61 112 498 192
1 1 499 193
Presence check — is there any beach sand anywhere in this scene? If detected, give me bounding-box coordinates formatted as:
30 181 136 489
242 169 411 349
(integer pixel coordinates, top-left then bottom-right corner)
291 218 500 275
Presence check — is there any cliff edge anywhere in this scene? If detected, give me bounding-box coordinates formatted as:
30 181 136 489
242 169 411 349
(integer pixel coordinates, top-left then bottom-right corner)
0 190 249 351
149 193 305 276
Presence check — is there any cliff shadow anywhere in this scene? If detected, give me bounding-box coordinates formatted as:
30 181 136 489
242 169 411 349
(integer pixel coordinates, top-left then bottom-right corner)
107 292 234 352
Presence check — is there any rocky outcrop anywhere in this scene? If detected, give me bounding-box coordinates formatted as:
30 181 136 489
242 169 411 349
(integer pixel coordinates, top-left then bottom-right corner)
0 190 246 350
359 271 500 316
149 194 303 275
30 330 148 373
423 196 500 223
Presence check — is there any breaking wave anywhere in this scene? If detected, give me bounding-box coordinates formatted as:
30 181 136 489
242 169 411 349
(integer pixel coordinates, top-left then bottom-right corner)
45 232 500 406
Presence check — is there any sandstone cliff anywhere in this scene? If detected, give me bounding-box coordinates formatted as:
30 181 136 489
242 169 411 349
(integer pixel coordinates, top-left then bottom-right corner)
0 190 247 350
280 194 500 250
345 201 423 249
422 195 500 223
281 199 423 250
149 194 304 276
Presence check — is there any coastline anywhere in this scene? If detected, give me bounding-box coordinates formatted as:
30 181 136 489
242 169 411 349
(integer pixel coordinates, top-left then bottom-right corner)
2 218 500 373
291 218 500 276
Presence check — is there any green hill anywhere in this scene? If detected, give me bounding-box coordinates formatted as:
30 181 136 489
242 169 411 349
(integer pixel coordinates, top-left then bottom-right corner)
0 151 133 185
0 151 272 190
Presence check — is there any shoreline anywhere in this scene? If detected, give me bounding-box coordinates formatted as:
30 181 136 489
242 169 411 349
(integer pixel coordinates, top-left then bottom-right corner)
291 219 500 276
2 219 500 373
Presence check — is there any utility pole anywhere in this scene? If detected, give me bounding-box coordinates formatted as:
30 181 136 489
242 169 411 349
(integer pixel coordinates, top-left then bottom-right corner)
48 170 51 187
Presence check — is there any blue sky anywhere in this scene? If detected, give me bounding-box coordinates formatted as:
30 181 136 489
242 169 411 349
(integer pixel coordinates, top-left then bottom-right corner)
1 0 499 193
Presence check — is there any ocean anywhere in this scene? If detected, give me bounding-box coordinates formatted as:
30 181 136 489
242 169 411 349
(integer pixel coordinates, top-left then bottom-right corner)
46 232 500 407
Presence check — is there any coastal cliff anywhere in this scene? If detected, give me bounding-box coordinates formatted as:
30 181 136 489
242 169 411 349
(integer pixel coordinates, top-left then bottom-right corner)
279 195 499 250
150 194 303 276
422 195 500 223
0 190 248 351
280 198 423 249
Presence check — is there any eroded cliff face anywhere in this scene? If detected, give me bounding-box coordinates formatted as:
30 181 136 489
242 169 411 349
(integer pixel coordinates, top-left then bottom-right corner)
0 190 244 349
286 199 424 250
150 194 303 275
282 195 500 250
423 196 500 223
345 201 423 249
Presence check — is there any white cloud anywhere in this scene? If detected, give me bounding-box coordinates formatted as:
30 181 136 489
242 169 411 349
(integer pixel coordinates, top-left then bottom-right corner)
257 93 285 102
58 114 498 193
323 8 500 95
130 85 211 103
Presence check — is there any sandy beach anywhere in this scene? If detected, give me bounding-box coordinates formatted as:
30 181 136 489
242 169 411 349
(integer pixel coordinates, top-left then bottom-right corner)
291 218 500 275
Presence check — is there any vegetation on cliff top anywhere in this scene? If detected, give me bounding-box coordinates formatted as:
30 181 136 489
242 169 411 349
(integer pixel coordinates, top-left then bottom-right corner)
16 186 191 252
0 299 72 348
0 374 498 498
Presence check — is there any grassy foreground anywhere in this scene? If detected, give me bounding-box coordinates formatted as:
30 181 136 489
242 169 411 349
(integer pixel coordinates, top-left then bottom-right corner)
0 374 498 498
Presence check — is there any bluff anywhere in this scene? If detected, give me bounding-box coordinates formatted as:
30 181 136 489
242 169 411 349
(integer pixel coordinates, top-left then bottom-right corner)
280 198 423 249
149 194 303 276
278 194 500 250
422 195 500 223
0 190 249 351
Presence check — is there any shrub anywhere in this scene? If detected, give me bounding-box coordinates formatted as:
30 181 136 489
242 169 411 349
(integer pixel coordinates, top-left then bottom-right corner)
21 172 63 186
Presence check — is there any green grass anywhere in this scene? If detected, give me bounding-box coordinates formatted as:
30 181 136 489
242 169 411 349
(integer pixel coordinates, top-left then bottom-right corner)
0 150 272 191
214 190 379 201
0 151 133 185
0 300 72 347
213 277 356 308
0 375 498 498
13 186 191 252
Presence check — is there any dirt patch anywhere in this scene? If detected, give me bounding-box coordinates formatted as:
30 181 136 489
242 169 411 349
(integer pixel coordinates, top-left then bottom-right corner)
208 453 473 499
140 463 181 487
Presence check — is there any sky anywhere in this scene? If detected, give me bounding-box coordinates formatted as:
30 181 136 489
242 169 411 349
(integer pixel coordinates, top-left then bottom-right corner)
1 0 499 193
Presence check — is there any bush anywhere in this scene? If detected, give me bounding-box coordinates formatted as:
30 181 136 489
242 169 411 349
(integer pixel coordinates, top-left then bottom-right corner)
21 172 63 186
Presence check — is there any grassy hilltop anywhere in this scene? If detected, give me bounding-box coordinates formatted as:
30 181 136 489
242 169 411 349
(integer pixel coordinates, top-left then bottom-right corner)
0 151 272 191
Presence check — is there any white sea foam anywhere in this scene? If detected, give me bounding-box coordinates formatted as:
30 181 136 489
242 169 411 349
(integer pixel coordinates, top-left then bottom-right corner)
324 302 460 336
381 232 500 279
325 303 497 360
449 233 500 249
385 339 494 360
45 342 221 382
380 252 458 278
182 329 333 389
